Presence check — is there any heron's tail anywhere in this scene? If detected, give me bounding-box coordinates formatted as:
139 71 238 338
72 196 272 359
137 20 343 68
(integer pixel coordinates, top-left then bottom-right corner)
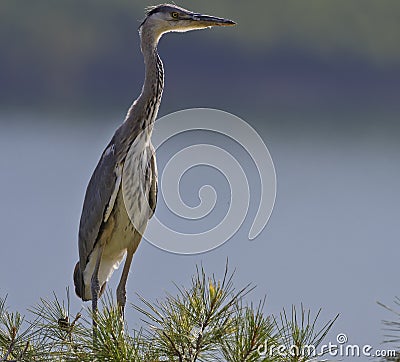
73 261 107 301
73 262 87 300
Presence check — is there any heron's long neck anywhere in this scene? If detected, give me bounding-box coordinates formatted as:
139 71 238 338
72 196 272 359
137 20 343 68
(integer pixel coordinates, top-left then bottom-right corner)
120 28 164 156
125 28 164 132
142 46 164 128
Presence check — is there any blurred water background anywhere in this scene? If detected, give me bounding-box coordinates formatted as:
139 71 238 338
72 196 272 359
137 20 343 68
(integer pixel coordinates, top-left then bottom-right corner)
1 1 399 358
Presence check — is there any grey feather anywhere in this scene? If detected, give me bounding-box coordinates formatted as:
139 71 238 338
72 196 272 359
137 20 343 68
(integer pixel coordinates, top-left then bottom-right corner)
78 141 117 270
148 149 158 217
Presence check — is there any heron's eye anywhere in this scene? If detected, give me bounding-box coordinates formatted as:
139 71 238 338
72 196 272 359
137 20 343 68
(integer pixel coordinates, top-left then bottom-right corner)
171 12 179 19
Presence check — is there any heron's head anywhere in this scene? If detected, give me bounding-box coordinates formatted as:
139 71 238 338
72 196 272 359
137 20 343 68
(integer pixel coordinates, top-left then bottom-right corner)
139 4 235 43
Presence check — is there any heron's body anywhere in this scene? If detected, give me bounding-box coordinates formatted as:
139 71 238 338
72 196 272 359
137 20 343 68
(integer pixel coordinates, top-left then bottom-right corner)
74 28 162 301
82 188 135 300
73 3 234 319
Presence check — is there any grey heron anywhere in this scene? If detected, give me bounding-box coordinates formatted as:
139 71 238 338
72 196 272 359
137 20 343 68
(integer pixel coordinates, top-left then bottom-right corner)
73 4 235 320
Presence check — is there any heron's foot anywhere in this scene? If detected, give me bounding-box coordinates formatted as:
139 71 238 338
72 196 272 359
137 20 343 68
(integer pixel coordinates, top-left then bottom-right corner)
91 274 101 340
116 284 127 319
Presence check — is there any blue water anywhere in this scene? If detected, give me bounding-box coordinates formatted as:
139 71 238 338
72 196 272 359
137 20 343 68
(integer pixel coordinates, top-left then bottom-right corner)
0 112 399 360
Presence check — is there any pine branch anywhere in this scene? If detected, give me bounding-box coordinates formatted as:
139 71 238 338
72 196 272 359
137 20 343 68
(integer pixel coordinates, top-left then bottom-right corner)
0 263 337 362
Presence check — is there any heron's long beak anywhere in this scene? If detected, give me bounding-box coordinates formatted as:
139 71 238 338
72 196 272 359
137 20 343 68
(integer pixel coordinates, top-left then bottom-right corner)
192 13 236 27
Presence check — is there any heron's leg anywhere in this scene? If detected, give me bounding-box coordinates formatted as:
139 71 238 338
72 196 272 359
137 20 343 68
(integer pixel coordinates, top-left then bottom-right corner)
91 243 105 332
116 234 140 317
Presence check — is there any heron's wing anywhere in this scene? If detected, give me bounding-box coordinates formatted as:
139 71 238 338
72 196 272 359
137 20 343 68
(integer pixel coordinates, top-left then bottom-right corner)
78 142 118 269
148 149 158 218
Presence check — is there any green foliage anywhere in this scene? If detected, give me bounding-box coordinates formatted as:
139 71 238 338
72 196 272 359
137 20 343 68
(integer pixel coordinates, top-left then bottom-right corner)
272 305 338 361
219 299 278 362
0 265 337 361
135 265 252 361
378 297 400 361
0 297 37 361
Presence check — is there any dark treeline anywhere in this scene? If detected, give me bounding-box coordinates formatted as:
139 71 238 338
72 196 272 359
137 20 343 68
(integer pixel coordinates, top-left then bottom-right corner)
1 0 400 115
